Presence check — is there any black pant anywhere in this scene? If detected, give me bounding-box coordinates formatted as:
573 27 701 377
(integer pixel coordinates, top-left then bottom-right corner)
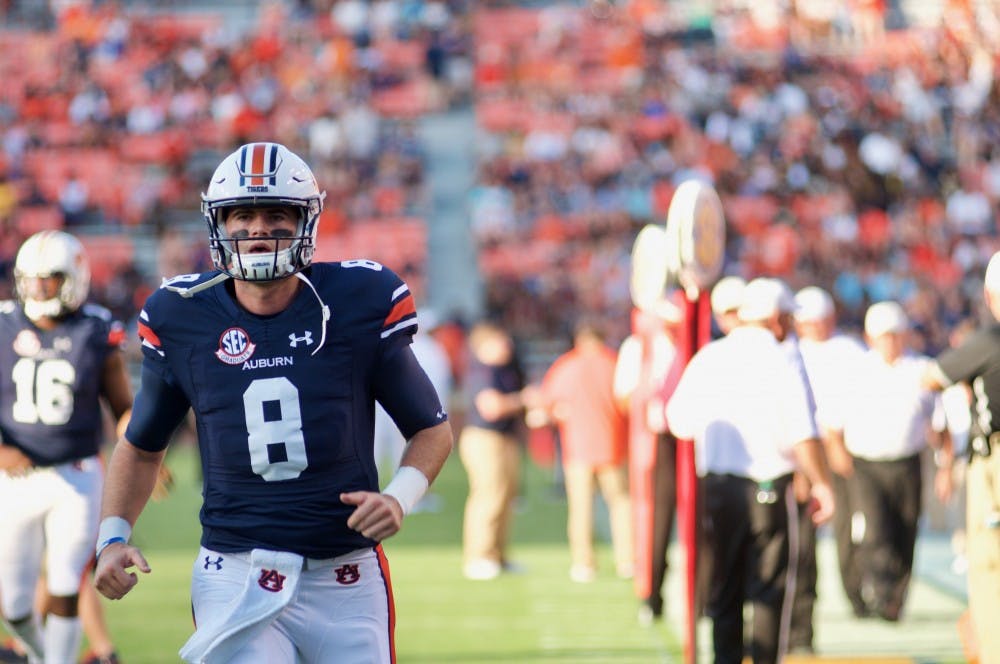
788 496 816 650
850 453 922 619
702 473 794 664
645 433 678 616
830 471 865 614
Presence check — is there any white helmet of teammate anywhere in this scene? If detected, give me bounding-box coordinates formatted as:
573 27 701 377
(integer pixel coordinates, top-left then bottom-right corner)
202 142 326 282
14 230 91 321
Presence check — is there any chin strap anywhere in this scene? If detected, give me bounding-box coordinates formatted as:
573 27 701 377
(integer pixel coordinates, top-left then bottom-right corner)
294 271 331 355
163 272 232 298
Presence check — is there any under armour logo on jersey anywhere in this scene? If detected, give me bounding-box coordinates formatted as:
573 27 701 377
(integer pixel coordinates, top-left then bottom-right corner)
258 568 286 592
204 556 223 571
334 564 361 585
288 331 313 348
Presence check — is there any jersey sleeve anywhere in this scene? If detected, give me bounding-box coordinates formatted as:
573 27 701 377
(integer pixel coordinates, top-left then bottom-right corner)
378 275 418 349
135 293 176 383
935 328 998 386
373 343 447 439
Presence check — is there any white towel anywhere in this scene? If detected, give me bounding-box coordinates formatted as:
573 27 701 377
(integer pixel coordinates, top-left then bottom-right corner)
179 549 303 664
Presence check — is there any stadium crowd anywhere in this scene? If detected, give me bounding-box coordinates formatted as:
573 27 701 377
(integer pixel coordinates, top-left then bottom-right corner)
0 0 473 319
471 1 1000 355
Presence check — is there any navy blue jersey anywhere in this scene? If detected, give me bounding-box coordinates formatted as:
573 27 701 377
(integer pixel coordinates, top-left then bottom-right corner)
129 261 444 558
0 301 123 465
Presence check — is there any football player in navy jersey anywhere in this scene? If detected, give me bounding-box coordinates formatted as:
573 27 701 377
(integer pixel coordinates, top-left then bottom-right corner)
0 231 133 664
94 142 453 664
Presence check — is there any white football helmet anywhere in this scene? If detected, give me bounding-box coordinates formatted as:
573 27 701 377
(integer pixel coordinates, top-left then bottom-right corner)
14 230 91 321
202 142 326 281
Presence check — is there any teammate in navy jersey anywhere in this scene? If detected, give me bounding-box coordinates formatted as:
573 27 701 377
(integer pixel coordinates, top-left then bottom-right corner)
0 230 133 664
94 142 453 664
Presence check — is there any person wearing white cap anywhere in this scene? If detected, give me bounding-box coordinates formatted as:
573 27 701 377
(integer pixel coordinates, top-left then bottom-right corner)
791 287 869 629
823 300 951 622
666 276 833 664
923 251 1000 663
710 275 746 336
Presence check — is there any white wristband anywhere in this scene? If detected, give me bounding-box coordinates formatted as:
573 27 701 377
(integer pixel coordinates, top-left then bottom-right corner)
382 466 429 516
96 516 132 560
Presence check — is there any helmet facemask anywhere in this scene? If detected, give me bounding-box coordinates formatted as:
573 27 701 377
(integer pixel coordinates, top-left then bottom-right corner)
207 202 319 281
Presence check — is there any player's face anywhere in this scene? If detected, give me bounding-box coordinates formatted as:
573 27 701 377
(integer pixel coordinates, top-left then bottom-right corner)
868 331 905 363
20 273 64 301
223 205 299 253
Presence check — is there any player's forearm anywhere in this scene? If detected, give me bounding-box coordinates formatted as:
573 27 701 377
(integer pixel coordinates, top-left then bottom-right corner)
793 437 831 489
100 438 166 525
398 420 453 485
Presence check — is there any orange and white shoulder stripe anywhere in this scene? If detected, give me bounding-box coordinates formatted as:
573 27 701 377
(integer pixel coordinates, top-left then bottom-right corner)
380 284 417 339
137 309 165 356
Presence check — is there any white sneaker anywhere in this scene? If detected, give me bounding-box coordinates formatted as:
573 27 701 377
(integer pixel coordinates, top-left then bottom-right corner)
463 559 502 580
569 565 597 583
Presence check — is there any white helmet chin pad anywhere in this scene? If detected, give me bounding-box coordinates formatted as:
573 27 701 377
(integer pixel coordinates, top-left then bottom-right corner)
202 142 325 282
14 231 91 321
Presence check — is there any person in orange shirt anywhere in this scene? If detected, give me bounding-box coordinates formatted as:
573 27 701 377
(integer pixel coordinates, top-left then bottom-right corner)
528 321 633 583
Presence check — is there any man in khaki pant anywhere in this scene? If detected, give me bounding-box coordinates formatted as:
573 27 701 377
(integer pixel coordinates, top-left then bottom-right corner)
529 322 633 583
459 322 528 581
925 250 1000 664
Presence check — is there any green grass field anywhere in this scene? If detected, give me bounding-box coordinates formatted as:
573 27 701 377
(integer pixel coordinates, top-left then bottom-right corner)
53 444 680 663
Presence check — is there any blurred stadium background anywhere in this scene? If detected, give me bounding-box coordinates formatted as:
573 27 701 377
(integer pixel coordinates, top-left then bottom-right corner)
0 0 990 660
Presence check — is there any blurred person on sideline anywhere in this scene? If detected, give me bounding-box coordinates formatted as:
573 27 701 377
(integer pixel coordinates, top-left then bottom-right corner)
923 251 1000 663
825 301 951 622
790 286 865 632
666 277 834 664
759 280 824 655
93 142 453 663
527 320 632 583
612 301 684 624
459 321 529 580
709 276 746 337
789 286 867 648
0 231 132 664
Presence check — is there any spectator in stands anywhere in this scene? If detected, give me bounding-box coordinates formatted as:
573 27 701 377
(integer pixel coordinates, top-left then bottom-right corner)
528 320 632 583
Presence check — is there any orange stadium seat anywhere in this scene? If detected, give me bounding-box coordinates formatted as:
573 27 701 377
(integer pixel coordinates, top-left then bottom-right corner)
79 235 134 287
371 82 429 118
14 206 63 236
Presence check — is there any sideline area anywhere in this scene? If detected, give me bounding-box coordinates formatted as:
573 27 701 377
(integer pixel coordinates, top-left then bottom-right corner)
666 533 967 663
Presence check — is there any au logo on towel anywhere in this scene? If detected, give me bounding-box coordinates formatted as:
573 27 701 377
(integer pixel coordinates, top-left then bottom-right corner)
258 568 286 592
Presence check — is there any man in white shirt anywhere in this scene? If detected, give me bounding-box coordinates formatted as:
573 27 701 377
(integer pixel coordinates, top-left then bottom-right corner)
825 301 951 621
792 286 869 626
666 278 833 664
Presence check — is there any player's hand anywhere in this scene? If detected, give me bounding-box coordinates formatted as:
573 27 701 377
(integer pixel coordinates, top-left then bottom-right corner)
0 445 34 476
94 543 151 600
340 491 404 541
934 466 954 502
808 481 835 526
